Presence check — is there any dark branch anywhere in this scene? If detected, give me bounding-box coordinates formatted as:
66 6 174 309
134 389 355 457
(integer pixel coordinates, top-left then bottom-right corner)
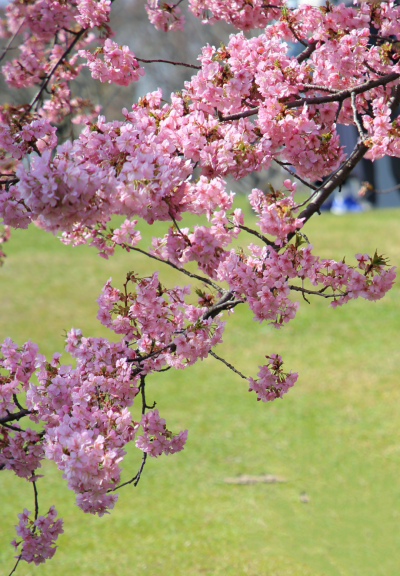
274 159 318 191
202 292 244 320
220 72 400 122
8 556 21 576
0 409 31 425
288 285 347 299
209 350 248 380
294 141 368 227
351 92 365 141
130 246 223 292
0 18 24 64
136 57 200 70
296 41 317 64
230 220 277 247
107 453 147 492
29 28 87 111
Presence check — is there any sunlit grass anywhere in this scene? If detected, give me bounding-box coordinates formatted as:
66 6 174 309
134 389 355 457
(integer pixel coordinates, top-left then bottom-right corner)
1 203 399 576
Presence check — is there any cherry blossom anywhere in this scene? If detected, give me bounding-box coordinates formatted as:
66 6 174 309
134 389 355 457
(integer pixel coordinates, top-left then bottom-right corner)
0 0 399 569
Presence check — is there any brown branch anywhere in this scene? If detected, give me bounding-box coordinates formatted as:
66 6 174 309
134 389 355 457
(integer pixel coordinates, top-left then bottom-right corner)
351 91 365 140
290 79 400 226
209 350 248 380
108 453 147 492
29 28 87 111
229 220 277 247
274 159 317 191
284 72 400 110
0 408 31 425
130 246 223 292
294 141 368 227
220 107 259 122
288 285 347 299
0 19 25 64
296 41 317 64
202 292 244 320
8 555 21 576
136 57 200 70
301 83 339 94
220 72 400 123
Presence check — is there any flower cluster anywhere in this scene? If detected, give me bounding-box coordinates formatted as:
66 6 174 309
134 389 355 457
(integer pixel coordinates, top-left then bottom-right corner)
218 242 396 326
0 338 39 417
0 114 57 160
136 409 188 457
27 339 140 515
248 181 304 245
79 39 144 86
145 0 185 32
12 143 118 233
76 0 111 28
11 506 63 565
0 428 44 481
188 0 282 30
96 272 225 369
248 354 298 402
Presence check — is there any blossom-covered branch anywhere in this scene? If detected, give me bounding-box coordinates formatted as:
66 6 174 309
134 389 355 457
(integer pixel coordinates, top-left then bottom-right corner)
1 0 399 570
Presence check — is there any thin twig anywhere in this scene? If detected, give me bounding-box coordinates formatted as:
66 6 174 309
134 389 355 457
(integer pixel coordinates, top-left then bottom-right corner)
229 220 277 247
32 481 39 525
8 555 21 576
287 23 308 47
288 285 347 299
130 246 223 292
209 350 248 380
29 28 86 111
0 19 25 64
108 453 147 492
351 92 365 140
374 182 400 194
334 100 342 124
1 422 25 432
293 188 319 209
274 159 317 191
136 57 200 70
108 375 151 493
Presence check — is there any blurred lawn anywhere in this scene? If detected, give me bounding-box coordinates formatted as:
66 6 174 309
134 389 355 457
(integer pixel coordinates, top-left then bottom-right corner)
0 201 400 576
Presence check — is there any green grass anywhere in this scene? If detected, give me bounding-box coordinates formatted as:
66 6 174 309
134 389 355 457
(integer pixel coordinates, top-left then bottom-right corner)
1 203 400 576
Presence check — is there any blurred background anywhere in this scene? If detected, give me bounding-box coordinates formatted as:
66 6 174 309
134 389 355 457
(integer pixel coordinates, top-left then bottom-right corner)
1 2 400 575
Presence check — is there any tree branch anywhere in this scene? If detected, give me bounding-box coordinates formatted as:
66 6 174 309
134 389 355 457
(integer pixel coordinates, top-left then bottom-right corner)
294 141 368 227
229 220 277 247
130 246 223 292
202 292 244 320
0 19 25 64
136 57 200 70
107 453 147 492
288 285 347 299
209 350 248 380
274 159 318 191
220 72 400 122
296 41 317 64
351 92 365 141
0 409 31 425
29 28 87 111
